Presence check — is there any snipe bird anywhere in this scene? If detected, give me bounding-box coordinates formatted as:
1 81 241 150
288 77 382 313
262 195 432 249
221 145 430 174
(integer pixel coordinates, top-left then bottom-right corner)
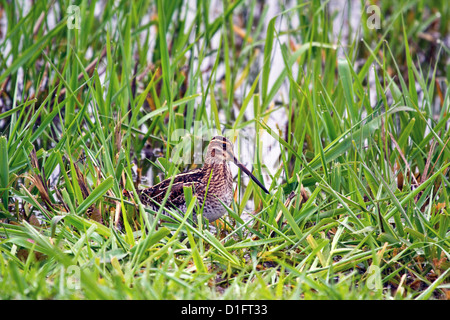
137 136 269 222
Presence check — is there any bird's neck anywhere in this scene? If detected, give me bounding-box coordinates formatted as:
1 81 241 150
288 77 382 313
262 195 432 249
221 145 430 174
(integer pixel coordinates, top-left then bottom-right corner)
201 162 231 182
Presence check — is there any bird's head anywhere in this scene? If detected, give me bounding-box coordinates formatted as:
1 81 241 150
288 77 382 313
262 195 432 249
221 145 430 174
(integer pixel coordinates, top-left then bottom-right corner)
205 135 269 194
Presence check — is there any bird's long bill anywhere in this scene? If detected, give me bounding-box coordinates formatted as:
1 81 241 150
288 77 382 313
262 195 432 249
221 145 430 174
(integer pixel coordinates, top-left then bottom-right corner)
233 156 269 194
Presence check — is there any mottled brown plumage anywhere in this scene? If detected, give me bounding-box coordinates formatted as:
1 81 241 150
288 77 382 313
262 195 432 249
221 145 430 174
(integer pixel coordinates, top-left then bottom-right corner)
137 136 269 222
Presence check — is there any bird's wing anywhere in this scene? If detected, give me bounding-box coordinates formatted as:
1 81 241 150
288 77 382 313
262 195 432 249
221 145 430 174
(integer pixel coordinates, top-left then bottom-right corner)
139 168 204 206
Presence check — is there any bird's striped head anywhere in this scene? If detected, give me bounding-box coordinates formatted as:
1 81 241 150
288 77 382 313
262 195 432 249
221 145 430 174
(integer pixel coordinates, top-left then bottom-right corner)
205 135 269 194
205 135 235 164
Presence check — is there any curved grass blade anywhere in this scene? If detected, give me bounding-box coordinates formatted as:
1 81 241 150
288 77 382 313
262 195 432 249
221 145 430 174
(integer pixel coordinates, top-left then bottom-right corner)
76 176 114 215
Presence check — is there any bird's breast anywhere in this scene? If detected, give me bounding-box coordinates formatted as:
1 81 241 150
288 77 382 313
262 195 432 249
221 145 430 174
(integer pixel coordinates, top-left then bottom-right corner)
201 163 233 204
